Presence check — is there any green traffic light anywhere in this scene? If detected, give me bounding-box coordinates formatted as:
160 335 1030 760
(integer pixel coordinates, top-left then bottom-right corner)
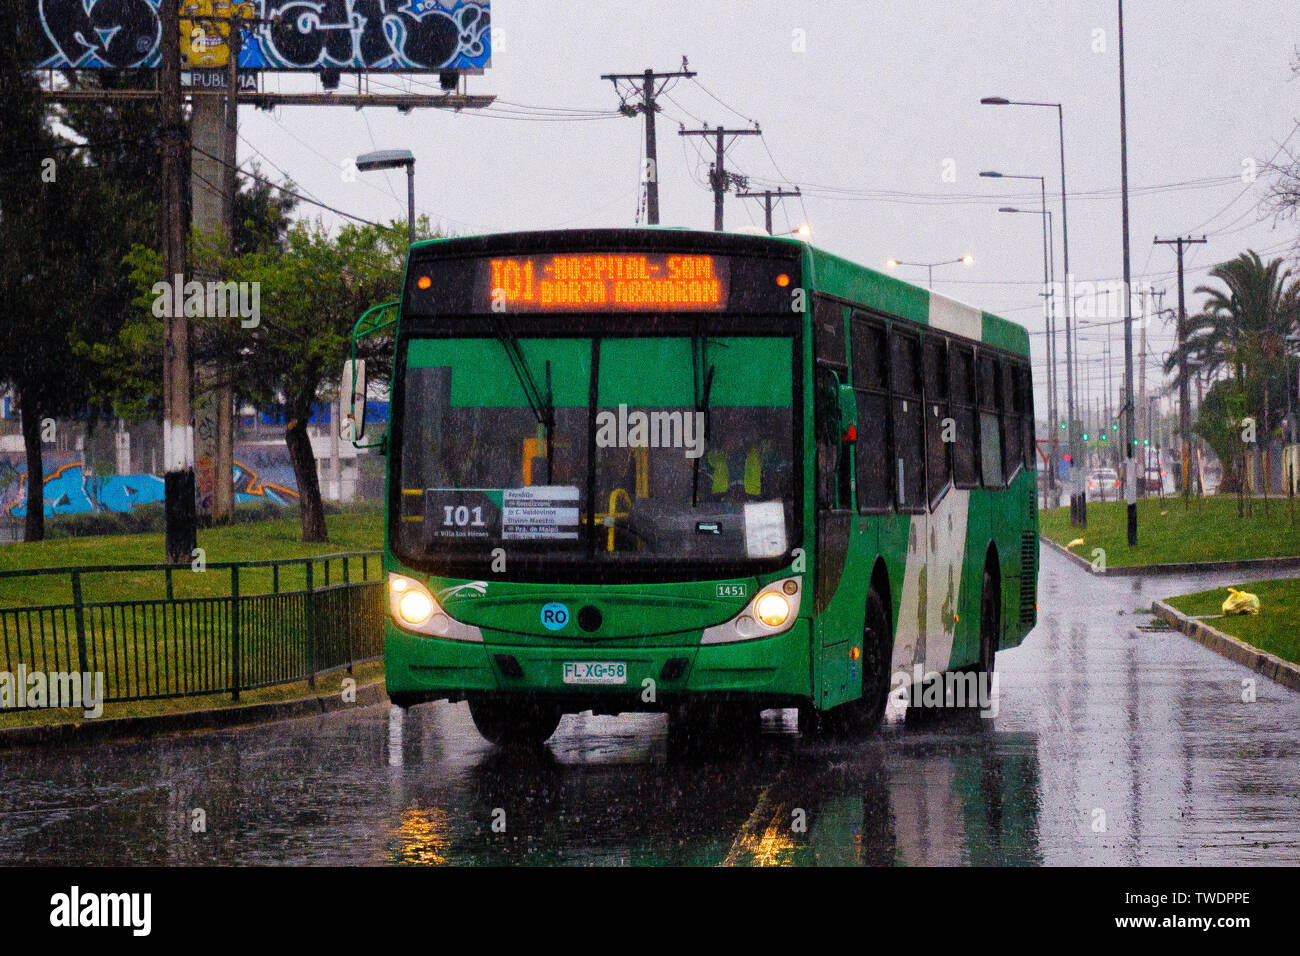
1082 433 1089 441
1059 423 1067 430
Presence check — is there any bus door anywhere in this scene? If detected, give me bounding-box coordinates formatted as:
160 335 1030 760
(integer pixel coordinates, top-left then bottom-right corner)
921 333 960 674
886 328 928 674
812 300 855 709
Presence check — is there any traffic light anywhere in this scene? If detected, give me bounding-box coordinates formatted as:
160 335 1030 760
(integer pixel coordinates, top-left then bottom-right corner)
1111 422 1119 431
1082 432 1090 441
1143 438 1150 446
1100 432 1109 442
1060 422 1067 430
1063 453 1073 463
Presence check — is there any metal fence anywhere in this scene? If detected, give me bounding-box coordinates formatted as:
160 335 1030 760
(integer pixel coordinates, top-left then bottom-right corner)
0 552 384 705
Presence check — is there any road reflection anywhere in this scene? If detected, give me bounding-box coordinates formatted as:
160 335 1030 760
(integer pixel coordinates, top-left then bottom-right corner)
381 704 1041 866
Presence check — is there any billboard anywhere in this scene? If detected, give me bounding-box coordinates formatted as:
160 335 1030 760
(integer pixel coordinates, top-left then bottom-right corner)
25 0 491 71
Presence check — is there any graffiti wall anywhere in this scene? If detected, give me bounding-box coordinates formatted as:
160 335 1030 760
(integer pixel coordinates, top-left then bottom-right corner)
25 0 490 71
3 451 298 518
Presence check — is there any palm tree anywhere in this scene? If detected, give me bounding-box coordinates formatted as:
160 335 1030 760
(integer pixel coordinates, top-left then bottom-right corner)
1165 251 1300 497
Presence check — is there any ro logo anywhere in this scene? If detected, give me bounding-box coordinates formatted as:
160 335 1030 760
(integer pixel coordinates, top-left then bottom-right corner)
541 602 569 631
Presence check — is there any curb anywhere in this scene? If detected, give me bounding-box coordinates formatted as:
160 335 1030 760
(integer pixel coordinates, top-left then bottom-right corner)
0 678 390 750
1039 535 1300 577
1151 600 1300 692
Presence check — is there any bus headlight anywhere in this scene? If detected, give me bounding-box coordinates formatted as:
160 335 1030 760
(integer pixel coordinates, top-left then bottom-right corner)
701 576 802 645
398 589 434 626
754 591 790 627
388 573 484 642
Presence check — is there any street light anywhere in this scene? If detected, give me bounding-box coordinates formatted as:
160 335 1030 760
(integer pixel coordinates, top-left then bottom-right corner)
885 256 974 290
356 149 416 244
996 194 1059 500
981 94 1079 510
776 224 813 239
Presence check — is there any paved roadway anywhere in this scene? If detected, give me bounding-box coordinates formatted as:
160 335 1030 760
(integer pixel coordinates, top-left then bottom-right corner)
2 548 1298 865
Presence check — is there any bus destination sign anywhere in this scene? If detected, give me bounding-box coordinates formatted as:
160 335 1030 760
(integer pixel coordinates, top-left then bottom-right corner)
481 253 730 311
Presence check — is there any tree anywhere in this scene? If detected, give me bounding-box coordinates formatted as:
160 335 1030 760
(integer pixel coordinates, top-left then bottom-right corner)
0 3 115 541
1165 251 1300 494
233 218 411 542
85 169 299 425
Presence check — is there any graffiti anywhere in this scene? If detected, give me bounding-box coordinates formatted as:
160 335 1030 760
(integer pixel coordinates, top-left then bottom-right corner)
233 458 299 505
6 458 297 517
24 0 490 71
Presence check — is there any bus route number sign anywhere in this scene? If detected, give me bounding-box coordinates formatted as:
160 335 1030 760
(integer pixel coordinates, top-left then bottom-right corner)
482 253 730 312
426 490 499 540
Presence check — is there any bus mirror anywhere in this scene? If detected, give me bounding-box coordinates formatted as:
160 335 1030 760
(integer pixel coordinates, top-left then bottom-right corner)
838 384 858 442
341 359 367 442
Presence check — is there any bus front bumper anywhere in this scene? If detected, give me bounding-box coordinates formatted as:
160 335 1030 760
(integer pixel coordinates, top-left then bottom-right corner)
384 619 811 709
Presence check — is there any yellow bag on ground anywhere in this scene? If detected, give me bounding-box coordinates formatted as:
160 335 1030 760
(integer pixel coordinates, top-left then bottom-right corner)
1222 588 1260 616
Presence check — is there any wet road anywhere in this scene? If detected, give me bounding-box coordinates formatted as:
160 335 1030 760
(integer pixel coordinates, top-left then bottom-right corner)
2 548 1298 865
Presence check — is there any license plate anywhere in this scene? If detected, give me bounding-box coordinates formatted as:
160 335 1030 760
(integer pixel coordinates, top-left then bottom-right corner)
562 662 627 685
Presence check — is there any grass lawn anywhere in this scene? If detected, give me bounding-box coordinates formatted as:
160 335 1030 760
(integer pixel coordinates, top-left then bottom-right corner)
1039 495 1300 567
0 510 385 607
1164 578 1300 667
0 660 385 730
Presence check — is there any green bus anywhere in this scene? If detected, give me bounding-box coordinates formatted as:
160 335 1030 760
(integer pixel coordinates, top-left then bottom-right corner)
345 228 1038 746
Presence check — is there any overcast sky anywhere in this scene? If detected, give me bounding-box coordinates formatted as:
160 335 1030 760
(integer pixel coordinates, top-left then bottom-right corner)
237 0 1300 419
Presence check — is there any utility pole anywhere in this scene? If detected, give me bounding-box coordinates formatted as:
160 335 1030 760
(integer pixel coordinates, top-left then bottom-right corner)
601 64 697 225
161 0 196 563
1155 234 1207 505
736 187 801 234
679 125 762 230
1118 0 1138 546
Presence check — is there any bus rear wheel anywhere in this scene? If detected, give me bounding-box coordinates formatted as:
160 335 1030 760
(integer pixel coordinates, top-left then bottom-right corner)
949 563 998 711
978 564 998 676
467 695 563 747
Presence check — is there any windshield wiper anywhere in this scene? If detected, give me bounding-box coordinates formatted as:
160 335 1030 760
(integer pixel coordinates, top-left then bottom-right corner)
493 314 555 482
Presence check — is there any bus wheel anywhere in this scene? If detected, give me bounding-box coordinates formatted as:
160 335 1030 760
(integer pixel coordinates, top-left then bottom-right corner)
977 563 999 680
949 563 999 711
467 695 563 747
828 587 892 736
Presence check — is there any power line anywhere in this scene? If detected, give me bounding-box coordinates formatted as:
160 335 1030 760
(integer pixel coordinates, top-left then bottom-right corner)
191 143 382 226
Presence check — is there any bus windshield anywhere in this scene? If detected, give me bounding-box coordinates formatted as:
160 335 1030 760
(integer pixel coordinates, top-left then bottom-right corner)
393 333 797 578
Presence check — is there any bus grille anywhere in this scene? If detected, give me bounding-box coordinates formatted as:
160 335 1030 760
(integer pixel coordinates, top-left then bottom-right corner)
1019 531 1037 624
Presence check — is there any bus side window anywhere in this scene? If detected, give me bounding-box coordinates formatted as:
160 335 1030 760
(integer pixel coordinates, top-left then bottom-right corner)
813 298 852 510
891 329 925 511
813 297 847 366
815 363 851 511
923 335 950 506
851 314 891 512
1019 363 1036 470
999 356 1020 479
978 351 1004 488
949 345 978 488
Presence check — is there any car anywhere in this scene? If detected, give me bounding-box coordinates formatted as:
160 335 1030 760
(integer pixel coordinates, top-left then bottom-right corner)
1086 468 1121 501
